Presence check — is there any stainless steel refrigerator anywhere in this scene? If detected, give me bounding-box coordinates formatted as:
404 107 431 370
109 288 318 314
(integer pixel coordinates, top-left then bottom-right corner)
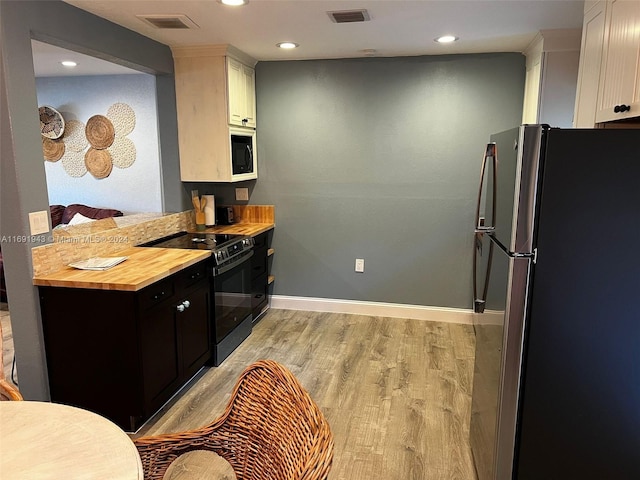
470 124 640 480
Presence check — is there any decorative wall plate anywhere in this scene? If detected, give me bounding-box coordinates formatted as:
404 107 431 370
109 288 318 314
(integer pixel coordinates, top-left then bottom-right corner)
61 150 87 178
42 137 65 162
85 147 114 178
39 105 65 139
62 119 88 153
106 103 136 136
85 115 115 149
109 136 137 168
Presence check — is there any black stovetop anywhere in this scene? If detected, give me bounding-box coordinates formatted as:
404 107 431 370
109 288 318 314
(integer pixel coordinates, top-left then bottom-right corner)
140 232 242 250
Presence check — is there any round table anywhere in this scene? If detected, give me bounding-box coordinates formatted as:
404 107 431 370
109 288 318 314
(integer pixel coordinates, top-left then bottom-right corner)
0 401 143 479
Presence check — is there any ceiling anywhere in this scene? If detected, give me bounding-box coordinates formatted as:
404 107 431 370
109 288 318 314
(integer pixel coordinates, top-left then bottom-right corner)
35 1 585 76
32 40 143 77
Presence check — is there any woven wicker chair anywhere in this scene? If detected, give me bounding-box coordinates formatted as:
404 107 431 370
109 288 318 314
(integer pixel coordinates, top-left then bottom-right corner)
134 360 334 480
0 319 22 401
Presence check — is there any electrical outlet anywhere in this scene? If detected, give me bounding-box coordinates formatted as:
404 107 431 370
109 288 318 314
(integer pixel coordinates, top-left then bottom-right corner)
355 258 365 273
236 187 249 201
28 210 50 235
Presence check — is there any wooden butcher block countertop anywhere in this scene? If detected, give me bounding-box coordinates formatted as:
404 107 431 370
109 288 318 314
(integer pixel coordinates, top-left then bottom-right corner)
33 247 211 292
199 223 274 236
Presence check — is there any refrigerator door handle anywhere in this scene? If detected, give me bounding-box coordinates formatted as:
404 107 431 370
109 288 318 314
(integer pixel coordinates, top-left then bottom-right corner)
475 227 495 233
490 234 535 259
473 143 498 314
474 143 498 230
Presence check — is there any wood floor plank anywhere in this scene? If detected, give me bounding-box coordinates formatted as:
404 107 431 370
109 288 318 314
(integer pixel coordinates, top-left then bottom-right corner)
131 309 477 480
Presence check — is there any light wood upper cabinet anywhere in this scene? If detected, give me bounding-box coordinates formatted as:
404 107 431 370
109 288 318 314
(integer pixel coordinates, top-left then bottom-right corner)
227 57 256 128
595 0 640 123
171 45 257 182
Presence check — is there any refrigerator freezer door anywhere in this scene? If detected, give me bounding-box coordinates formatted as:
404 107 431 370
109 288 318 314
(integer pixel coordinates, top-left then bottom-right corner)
514 128 640 479
489 125 543 254
470 234 532 480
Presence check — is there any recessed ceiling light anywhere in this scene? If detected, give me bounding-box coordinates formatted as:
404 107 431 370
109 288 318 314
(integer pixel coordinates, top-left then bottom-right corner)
219 0 248 6
435 35 458 44
277 42 299 49
61 61 77 67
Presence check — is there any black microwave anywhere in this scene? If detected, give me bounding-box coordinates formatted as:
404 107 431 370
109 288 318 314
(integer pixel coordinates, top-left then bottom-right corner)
230 132 255 175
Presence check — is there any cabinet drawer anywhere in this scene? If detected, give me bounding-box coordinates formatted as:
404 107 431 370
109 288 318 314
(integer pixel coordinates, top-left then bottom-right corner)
251 246 268 279
178 261 209 289
253 232 268 249
139 279 175 310
251 273 268 311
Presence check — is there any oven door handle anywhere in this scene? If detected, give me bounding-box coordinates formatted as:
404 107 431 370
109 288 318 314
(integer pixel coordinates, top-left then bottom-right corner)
213 250 254 276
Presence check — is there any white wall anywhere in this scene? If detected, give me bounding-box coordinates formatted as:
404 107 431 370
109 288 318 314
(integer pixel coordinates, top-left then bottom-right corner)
522 29 581 128
36 74 163 214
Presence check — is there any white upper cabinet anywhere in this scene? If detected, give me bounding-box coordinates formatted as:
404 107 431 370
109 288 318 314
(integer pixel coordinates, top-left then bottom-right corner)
595 0 640 123
227 57 256 128
575 0 640 126
574 1 607 127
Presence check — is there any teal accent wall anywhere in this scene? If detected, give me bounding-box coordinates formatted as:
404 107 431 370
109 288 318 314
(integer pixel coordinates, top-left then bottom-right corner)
247 54 525 308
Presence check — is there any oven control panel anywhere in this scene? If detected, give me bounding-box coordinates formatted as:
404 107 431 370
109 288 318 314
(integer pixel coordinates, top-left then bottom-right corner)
213 237 254 265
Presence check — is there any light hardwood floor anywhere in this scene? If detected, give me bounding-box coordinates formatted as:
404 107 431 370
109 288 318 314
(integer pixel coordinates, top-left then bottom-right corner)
132 309 477 480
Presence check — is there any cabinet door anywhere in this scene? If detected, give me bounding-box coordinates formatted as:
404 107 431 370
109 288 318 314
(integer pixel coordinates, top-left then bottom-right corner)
227 57 256 128
227 57 245 127
139 303 180 407
574 1 607 127
595 0 640 122
241 64 256 128
178 285 211 378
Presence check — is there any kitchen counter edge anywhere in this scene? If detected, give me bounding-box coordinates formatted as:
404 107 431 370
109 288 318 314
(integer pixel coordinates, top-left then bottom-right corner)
32 247 211 292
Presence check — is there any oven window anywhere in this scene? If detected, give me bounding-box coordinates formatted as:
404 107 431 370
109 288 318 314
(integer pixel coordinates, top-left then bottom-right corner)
213 262 251 341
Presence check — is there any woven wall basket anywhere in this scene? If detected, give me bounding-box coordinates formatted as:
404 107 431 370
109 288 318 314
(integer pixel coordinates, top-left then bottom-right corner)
39 105 65 139
109 136 137 168
42 137 65 162
62 119 88 153
85 115 115 149
85 147 113 179
62 150 87 178
106 103 136 136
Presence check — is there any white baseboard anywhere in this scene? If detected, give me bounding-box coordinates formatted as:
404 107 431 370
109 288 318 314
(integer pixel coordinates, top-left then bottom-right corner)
270 295 474 325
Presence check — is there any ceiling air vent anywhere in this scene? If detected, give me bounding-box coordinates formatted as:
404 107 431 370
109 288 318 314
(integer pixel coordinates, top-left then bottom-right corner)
327 9 370 24
136 14 199 29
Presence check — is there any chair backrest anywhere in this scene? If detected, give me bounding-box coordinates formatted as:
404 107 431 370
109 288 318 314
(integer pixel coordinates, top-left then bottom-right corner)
0 319 22 401
135 360 333 480
216 359 334 480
